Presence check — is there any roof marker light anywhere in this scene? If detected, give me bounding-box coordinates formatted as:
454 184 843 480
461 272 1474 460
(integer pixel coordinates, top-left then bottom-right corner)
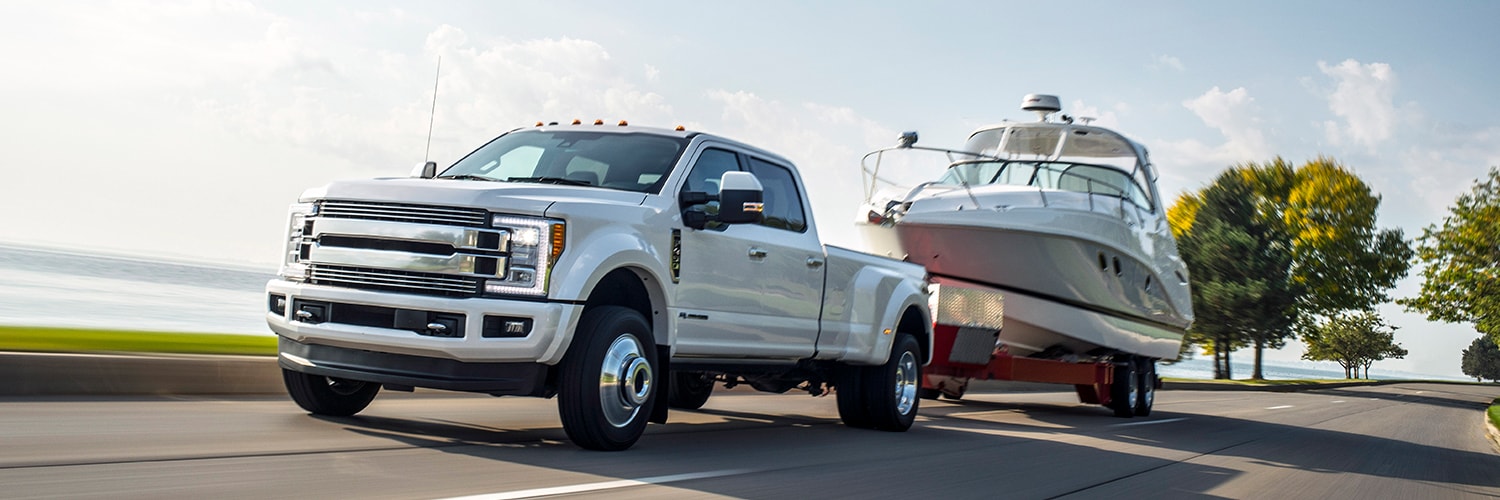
535 121 544 127
618 120 628 126
594 119 604 125
675 125 685 131
571 119 581 125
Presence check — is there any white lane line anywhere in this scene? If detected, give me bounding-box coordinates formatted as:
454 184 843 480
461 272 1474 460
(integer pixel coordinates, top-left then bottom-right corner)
1265 405 1294 410
1331 400 1347 404
437 469 754 500
1110 417 1188 427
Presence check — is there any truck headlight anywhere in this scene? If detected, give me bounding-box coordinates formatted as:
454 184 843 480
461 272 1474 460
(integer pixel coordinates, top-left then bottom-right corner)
485 214 565 297
279 202 316 281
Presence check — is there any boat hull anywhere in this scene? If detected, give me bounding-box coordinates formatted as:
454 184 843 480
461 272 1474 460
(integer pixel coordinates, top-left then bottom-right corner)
866 207 1190 360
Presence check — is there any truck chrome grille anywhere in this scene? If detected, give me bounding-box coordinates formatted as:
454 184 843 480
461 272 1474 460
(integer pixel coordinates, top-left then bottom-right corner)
308 264 480 297
317 200 488 227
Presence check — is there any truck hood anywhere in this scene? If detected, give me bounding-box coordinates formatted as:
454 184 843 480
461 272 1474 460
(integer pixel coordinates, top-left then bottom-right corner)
301 177 650 217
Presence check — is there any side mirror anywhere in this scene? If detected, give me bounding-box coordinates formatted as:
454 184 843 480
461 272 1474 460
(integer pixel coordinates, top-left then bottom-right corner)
411 161 438 179
715 171 764 224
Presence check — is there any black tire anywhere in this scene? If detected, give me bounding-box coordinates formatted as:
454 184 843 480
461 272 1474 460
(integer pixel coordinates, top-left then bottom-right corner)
1108 358 1138 418
862 334 922 431
667 371 714 410
557 306 658 451
282 368 379 417
1134 358 1156 417
836 365 873 429
918 387 942 400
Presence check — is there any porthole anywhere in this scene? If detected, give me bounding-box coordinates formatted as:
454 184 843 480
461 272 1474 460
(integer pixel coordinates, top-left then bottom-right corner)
1112 257 1122 276
1098 252 1108 270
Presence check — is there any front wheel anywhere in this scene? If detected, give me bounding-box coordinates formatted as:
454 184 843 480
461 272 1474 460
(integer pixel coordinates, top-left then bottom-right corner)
557 306 658 451
282 369 380 417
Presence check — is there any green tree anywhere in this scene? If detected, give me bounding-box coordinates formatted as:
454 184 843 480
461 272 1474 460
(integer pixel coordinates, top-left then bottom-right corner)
1301 311 1407 379
1172 168 1293 379
1287 158 1412 316
1400 167 1500 345
1170 157 1411 379
1461 336 1500 383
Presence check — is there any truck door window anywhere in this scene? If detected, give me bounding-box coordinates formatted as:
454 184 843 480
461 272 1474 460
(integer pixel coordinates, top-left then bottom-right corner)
684 148 741 195
747 158 807 232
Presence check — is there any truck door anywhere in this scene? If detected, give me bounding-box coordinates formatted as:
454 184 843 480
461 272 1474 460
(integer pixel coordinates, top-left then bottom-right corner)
673 147 823 360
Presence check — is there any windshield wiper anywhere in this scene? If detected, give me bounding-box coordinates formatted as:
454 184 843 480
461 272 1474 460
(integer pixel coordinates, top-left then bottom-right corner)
506 176 592 186
438 174 501 182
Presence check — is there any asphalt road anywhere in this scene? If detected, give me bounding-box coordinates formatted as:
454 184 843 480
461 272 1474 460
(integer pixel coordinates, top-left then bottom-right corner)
3 382 1498 499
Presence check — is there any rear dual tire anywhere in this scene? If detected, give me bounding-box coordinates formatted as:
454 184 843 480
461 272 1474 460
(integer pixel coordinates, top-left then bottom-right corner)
837 333 921 431
1107 356 1156 417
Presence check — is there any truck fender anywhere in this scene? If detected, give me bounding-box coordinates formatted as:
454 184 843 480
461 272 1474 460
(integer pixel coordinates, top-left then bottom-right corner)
538 230 672 365
845 276 931 366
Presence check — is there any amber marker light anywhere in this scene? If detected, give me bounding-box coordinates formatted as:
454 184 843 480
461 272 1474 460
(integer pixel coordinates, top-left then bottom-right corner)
618 120 628 126
675 125 685 131
571 119 582 125
594 119 604 125
550 223 566 264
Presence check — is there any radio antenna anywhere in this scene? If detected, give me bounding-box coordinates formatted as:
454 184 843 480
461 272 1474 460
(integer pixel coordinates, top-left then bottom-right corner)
424 56 441 162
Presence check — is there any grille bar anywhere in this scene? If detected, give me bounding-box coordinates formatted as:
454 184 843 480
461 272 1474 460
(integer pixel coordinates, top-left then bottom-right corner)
318 200 488 227
310 264 480 296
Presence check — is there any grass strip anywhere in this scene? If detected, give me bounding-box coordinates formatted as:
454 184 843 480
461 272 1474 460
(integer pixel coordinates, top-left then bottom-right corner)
1490 398 1500 431
0 325 276 356
1161 377 1376 386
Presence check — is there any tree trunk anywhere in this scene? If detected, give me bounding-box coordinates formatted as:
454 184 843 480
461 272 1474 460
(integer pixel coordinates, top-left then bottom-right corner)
1252 340 1265 380
1224 348 1232 380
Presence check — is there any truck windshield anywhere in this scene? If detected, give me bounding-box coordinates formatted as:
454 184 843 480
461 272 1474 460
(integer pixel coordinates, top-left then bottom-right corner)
439 130 689 194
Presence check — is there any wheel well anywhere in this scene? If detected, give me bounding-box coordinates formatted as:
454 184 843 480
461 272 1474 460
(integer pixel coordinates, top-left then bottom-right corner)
583 268 657 334
897 306 929 361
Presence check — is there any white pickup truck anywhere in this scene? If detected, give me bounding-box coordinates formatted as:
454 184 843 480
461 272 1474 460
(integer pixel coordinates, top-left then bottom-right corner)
265 122 932 450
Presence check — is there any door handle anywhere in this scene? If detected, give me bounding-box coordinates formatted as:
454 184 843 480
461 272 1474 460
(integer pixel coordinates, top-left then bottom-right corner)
806 257 825 268
748 247 768 259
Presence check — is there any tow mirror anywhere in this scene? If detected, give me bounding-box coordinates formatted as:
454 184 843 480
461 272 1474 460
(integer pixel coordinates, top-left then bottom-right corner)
716 171 764 224
411 161 438 179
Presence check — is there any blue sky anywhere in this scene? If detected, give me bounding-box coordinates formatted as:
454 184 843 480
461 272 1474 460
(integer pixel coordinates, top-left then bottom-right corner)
1 1 1496 378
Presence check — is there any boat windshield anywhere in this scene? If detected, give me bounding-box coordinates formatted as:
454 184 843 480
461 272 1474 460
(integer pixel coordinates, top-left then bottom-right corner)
936 160 1153 210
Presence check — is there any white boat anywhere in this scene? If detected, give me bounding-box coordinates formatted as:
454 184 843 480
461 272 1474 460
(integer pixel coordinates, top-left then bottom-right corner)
858 94 1192 361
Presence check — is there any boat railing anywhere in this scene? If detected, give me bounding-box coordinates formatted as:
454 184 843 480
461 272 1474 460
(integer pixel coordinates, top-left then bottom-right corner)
863 145 1147 226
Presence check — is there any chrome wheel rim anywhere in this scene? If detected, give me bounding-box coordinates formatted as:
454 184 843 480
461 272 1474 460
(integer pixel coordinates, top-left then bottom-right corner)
1142 373 1155 408
894 350 919 415
598 334 652 428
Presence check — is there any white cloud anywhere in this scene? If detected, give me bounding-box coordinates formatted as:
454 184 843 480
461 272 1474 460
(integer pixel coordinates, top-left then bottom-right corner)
1153 87 1271 182
1318 59 1398 152
1152 54 1186 72
1067 99 1123 129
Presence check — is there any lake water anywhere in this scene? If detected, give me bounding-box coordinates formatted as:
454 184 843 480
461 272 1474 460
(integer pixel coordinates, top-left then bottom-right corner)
0 243 1460 381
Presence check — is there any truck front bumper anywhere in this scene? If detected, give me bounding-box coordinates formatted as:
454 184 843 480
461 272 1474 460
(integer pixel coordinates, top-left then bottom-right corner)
265 279 582 366
278 336 550 395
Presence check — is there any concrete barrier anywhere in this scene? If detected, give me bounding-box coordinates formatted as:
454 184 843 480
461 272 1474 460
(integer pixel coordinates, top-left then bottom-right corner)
0 351 283 396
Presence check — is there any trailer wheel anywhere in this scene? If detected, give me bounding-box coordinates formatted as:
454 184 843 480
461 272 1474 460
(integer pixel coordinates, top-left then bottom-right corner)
667 371 714 410
557 306 657 451
1108 359 1138 418
836 365 873 429
918 388 942 400
862 334 922 431
282 369 379 417
1134 358 1156 417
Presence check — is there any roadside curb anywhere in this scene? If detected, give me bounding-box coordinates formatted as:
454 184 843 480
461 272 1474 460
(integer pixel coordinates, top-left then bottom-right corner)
1162 379 1396 392
0 351 282 396
1488 410 1500 454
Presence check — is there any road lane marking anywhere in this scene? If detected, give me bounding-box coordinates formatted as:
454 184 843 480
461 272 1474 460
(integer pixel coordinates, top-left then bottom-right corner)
1331 400 1347 404
1266 405 1294 410
1110 417 1187 427
437 469 754 500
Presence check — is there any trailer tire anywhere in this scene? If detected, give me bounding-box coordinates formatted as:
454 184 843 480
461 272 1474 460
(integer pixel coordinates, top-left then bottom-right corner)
1108 359 1138 418
862 334 922 431
667 371 714 410
1134 358 1156 417
919 388 942 400
282 369 379 417
836 365 873 429
557 306 657 451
